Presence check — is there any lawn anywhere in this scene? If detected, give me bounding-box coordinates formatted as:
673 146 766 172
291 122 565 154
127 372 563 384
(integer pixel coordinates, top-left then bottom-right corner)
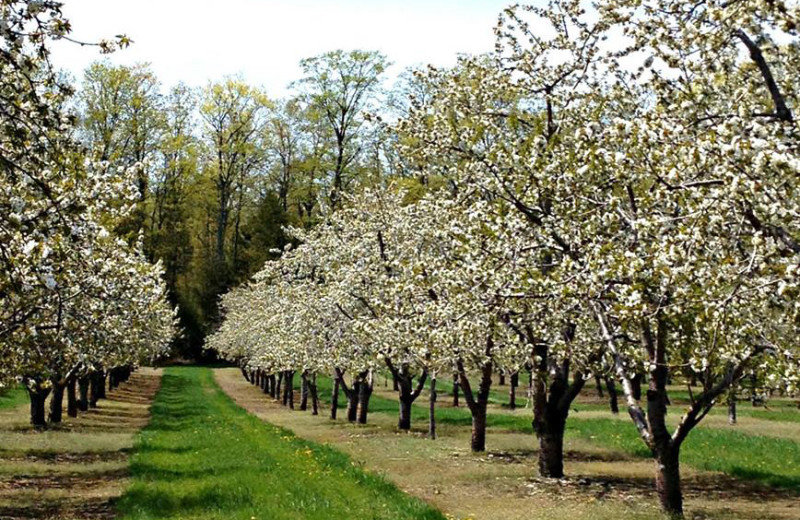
117 366 444 520
0 385 26 411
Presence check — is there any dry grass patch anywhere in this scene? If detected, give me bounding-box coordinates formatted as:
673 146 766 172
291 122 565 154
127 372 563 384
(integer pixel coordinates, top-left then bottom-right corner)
0 368 161 520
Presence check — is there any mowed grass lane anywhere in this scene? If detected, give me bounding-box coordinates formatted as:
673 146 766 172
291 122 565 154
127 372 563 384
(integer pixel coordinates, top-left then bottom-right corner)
306 375 800 490
117 366 444 520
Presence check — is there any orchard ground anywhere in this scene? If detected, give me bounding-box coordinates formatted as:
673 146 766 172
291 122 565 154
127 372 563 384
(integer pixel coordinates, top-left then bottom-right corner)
0 367 796 519
0 369 161 519
214 368 800 520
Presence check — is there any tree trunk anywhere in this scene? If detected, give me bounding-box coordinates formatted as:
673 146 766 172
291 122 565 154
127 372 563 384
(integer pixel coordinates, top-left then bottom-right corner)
595 375 604 398
390 362 427 431
530 338 586 479
310 373 319 416
241 367 251 383
728 387 737 425
89 372 101 408
49 379 65 424
97 371 107 400
67 377 78 418
276 372 283 401
605 377 619 414
470 402 488 452
346 379 360 422
498 372 506 386
27 384 51 429
537 418 567 478
429 376 437 440
452 373 459 407
509 372 518 410
458 357 492 453
631 374 643 401
655 446 683 517
357 373 372 424
300 372 309 411
330 374 339 420
284 371 295 409
398 397 412 430
78 376 89 412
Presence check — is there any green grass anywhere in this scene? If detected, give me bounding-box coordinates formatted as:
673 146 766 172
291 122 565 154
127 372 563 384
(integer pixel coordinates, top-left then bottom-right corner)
305 375 800 490
564 418 800 489
0 384 26 410
117 367 444 520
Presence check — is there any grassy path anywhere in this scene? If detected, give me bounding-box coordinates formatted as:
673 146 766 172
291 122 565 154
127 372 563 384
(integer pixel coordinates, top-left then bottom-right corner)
118 366 444 520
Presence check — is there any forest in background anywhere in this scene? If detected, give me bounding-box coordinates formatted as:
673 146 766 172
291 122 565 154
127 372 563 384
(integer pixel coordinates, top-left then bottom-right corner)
73 50 412 359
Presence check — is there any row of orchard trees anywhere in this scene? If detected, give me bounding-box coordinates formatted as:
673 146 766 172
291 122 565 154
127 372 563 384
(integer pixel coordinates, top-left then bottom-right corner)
0 1 177 427
210 0 800 517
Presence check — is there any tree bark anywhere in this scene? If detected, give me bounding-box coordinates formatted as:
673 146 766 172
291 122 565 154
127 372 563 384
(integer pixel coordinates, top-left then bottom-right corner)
509 372 518 410
67 377 78 418
344 378 359 423
452 372 459 407
300 371 309 411
595 375 604 398
49 378 65 424
429 375 437 440
89 372 101 408
357 372 372 424
728 386 737 425
530 332 586 479
26 383 51 429
284 370 295 409
458 355 492 453
605 377 619 414
655 445 683 517
310 373 319 416
78 376 89 412
537 417 567 477
398 396 412 430
97 371 107 400
470 401 488 452
276 372 283 401
330 374 340 420
631 373 643 401
386 360 427 431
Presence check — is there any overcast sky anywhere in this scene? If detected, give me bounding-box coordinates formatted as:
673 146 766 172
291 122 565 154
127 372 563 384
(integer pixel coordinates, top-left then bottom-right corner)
50 0 512 96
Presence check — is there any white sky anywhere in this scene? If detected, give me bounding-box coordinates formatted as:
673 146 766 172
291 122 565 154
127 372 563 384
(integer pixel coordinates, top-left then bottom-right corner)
51 0 513 97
